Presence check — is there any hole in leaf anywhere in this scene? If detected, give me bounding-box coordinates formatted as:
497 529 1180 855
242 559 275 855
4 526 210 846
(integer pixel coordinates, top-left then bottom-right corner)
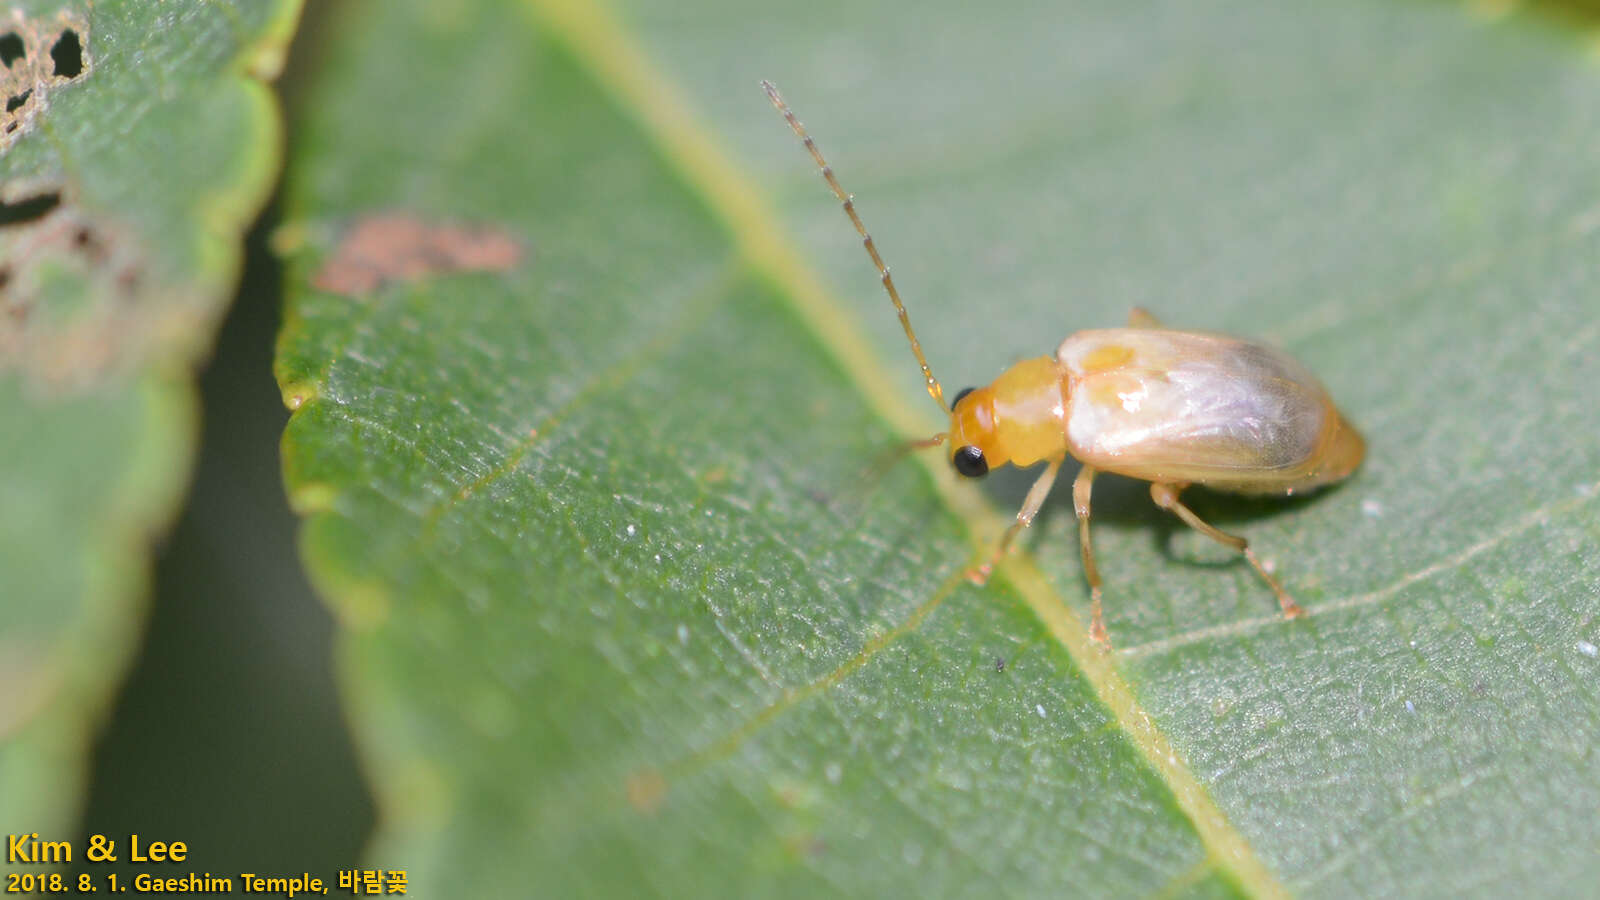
0 32 23 68
50 29 82 79
5 89 31 113
0 192 61 227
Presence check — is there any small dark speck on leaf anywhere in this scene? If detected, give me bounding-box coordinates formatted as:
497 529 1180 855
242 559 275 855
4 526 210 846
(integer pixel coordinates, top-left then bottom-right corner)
312 212 523 296
49 29 83 79
994 657 1006 673
0 32 24 68
5 89 29 113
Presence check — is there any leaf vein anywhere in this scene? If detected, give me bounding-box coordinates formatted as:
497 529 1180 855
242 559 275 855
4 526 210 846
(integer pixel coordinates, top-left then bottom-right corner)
415 259 742 540
1118 481 1600 659
519 0 1295 895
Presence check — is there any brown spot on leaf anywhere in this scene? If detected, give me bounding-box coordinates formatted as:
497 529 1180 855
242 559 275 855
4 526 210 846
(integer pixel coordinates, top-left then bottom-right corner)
781 832 827 860
624 768 667 815
0 189 161 389
312 212 522 296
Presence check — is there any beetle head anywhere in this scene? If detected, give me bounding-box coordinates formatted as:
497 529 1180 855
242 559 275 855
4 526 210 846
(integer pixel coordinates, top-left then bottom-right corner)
946 356 1068 476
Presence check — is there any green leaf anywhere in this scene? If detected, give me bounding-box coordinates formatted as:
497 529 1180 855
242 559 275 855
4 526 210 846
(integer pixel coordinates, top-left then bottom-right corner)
278 0 1600 895
0 0 302 833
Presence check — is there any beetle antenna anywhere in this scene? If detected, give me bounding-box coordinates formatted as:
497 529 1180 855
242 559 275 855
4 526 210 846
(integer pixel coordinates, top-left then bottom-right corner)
762 80 947 411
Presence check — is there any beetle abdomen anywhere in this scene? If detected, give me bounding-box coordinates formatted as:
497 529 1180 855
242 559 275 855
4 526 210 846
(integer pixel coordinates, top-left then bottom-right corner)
1057 329 1357 492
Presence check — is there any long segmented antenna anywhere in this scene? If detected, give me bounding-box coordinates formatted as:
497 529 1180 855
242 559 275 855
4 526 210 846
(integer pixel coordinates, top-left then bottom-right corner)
762 80 946 410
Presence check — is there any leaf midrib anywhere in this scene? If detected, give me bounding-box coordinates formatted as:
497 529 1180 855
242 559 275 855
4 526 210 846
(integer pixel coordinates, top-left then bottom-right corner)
515 0 1292 896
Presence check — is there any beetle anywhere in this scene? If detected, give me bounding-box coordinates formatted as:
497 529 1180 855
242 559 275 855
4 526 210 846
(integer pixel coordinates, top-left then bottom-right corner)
763 81 1365 643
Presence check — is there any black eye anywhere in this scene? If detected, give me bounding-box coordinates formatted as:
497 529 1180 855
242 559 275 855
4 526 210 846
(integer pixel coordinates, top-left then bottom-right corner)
953 445 988 478
952 387 976 408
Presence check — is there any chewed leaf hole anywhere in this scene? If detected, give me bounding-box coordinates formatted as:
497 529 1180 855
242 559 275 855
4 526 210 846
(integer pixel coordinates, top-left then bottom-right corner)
49 29 82 79
0 12 89 151
0 191 61 227
0 32 24 68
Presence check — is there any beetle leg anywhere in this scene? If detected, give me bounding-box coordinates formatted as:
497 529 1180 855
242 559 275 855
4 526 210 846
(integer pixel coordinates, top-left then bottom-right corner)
1127 307 1163 329
1072 465 1110 644
968 455 1064 586
1148 482 1306 619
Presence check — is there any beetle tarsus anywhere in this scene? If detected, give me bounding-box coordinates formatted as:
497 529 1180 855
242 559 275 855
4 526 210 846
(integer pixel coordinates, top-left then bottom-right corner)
966 561 993 586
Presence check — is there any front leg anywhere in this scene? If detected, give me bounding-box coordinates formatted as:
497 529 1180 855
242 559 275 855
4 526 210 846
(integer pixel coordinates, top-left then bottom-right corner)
968 455 1065 585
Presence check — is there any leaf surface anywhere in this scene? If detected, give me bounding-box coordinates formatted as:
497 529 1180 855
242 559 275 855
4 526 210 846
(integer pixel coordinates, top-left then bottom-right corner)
278 0 1600 896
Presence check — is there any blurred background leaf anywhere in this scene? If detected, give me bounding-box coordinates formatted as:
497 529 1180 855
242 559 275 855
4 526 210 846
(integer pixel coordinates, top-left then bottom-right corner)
0 0 301 837
270 0 1600 897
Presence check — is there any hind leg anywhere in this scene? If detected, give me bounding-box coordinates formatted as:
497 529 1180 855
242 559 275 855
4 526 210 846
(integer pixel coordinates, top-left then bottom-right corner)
1149 482 1305 618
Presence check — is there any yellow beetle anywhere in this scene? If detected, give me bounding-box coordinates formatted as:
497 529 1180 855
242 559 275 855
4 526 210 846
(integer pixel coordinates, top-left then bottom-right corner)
765 82 1364 643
